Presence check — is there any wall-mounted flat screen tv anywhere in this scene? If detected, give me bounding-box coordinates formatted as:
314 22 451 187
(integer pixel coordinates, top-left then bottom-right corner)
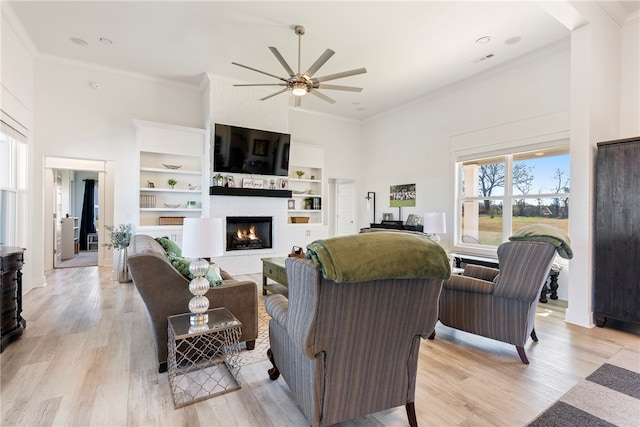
213 123 290 176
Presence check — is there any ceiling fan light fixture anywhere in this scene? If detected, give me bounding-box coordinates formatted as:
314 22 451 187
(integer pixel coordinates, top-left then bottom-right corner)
292 83 307 96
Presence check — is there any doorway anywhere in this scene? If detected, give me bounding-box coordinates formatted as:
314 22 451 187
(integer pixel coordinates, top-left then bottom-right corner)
44 157 114 270
335 180 357 236
55 170 99 268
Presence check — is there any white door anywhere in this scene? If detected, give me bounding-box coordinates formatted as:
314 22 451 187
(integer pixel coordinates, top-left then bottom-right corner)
336 181 357 236
54 170 62 267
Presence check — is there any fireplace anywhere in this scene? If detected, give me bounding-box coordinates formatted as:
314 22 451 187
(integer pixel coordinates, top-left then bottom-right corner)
226 216 273 251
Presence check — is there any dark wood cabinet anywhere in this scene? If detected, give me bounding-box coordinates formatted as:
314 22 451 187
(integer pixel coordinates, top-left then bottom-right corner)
594 137 640 328
1 246 26 351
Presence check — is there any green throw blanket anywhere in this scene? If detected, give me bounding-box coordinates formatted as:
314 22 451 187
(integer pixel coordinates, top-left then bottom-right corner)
306 232 451 283
509 224 573 259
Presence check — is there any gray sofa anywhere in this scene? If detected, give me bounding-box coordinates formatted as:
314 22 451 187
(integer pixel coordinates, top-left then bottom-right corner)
127 234 258 372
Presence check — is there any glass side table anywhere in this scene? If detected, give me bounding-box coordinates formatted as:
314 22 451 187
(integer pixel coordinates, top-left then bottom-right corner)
167 307 243 407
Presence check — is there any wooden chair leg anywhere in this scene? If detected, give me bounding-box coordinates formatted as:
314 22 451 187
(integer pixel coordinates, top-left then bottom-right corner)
267 348 280 380
428 330 436 340
530 328 538 342
406 402 418 427
516 346 530 364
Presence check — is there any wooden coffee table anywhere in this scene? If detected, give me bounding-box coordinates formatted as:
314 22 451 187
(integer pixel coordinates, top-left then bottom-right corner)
261 257 288 296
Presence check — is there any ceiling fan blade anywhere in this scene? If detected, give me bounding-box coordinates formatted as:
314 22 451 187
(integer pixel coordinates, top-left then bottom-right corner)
294 96 302 107
234 83 287 87
303 49 335 78
309 90 336 104
268 47 296 78
315 84 363 92
260 88 290 101
232 62 288 82
312 67 367 83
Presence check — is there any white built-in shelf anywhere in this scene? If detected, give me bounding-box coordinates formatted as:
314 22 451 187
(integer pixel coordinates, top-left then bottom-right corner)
140 188 201 194
140 167 201 175
140 208 202 212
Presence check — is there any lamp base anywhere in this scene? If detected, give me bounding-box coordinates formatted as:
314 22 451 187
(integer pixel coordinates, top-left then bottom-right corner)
190 313 209 326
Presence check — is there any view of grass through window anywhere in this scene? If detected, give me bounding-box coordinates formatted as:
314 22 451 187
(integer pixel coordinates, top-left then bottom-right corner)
458 146 569 247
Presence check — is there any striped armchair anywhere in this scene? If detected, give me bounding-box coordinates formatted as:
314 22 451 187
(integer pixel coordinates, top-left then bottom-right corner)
265 257 445 427
437 241 557 364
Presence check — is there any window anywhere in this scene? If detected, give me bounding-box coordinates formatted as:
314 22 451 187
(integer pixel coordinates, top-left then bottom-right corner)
456 145 569 249
0 119 28 247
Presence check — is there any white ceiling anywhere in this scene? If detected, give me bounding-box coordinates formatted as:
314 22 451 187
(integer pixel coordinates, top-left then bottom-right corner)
6 1 638 120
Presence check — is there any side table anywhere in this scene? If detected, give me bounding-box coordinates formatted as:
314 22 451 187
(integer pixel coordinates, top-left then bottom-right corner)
261 257 288 296
167 307 243 407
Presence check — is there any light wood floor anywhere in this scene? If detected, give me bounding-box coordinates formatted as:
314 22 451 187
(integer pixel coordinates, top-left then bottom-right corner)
1 266 638 426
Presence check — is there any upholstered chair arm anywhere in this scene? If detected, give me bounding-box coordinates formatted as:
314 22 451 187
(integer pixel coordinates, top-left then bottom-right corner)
463 264 500 281
444 275 495 294
285 258 324 359
265 294 288 329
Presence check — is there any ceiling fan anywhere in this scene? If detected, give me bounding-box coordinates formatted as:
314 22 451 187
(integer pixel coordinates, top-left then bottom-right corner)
232 25 366 106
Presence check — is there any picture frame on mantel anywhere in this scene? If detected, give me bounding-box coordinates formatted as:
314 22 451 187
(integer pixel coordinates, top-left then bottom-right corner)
279 178 289 189
242 178 264 189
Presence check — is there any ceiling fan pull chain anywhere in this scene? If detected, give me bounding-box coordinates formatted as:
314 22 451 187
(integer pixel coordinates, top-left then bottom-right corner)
297 32 302 76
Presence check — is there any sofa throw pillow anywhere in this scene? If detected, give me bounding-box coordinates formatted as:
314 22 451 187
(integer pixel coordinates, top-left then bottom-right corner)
155 236 182 257
169 255 223 287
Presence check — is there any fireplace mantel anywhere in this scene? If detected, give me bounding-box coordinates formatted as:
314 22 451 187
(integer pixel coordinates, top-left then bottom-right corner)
209 187 292 198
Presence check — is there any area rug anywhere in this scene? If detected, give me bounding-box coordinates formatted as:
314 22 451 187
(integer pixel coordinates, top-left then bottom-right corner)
236 293 271 367
528 348 639 427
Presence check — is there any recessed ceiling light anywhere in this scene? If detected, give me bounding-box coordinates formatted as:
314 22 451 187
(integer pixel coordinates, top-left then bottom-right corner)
505 36 522 45
88 81 100 90
70 37 88 46
476 36 491 44
99 37 113 45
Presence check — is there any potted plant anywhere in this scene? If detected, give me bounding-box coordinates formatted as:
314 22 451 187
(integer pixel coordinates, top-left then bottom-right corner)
168 178 177 189
213 173 223 186
104 223 133 282
295 170 305 179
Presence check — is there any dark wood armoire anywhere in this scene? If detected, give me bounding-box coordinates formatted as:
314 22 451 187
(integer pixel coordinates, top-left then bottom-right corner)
594 136 640 328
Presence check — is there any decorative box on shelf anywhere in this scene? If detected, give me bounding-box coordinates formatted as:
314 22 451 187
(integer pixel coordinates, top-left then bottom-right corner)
159 216 185 225
290 216 310 224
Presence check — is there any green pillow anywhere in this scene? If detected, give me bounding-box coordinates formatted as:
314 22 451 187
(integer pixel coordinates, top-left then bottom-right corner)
155 236 182 257
169 255 223 287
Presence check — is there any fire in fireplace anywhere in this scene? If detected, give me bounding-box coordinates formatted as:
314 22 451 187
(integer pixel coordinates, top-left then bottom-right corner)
226 216 273 251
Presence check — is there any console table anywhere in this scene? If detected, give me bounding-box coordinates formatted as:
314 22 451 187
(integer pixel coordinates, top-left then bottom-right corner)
1 246 26 352
451 252 559 303
262 257 288 296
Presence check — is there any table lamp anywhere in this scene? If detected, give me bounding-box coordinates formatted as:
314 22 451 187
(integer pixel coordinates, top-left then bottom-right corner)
181 217 224 325
423 212 446 243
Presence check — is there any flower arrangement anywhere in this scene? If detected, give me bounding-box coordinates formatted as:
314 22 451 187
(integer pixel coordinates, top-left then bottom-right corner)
104 224 132 250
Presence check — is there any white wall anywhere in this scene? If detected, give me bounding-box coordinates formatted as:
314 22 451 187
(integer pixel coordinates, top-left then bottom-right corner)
620 13 640 137
361 42 571 246
1 4 37 291
31 58 205 280
289 109 363 234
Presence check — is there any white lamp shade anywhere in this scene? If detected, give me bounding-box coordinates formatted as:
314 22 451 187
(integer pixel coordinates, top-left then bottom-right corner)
181 217 224 258
423 212 446 234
